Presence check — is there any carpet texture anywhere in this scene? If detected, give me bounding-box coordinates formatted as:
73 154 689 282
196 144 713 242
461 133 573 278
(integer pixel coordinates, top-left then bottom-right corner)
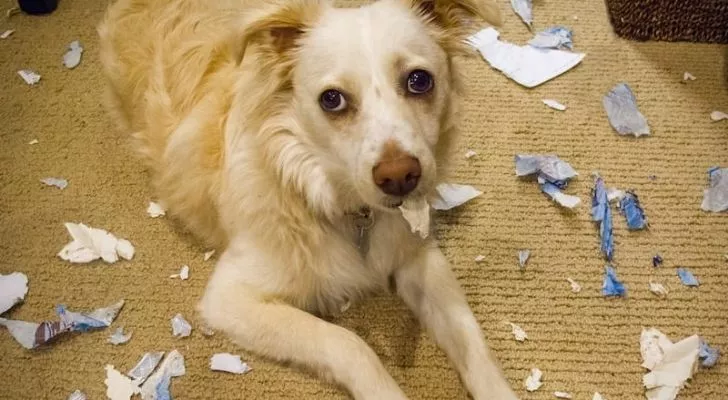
1 0 727 399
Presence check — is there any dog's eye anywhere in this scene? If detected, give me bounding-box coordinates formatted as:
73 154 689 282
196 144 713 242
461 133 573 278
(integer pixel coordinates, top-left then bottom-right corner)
319 89 347 112
407 70 433 94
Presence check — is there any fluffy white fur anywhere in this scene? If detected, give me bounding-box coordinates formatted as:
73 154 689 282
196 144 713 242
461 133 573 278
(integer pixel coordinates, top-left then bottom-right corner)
98 0 518 398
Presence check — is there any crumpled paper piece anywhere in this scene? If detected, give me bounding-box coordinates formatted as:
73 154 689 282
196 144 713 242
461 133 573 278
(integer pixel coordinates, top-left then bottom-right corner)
108 326 132 345
543 99 566 111
431 183 482 210
210 353 252 374
603 83 650 137
698 338 720 368
648 281 668 297
40 177 68 190
63 40 83 69
58 222 135 264
676 268 699 287
171 313 192 337
0 272 28 314
682 72 696 82
67 390 87 400
618 191 648 230
510 0 532 28
700 167 728 213
139 349 186 400
147 201 166 218
710 111 727 122
467 28 585 88
105 365 140 400
507 322 528 342
169 265 190 280
18 69 41 85
516 154 581 209
529 26 573 50
399 197 430 239
128 352 165 386
0 299 124 349
602 265 625 297
640 328 701 400
474 255 486 263
465 149 477 159
518 250 530 269
592 174 614 261
525 368 543 391
566 277 581 293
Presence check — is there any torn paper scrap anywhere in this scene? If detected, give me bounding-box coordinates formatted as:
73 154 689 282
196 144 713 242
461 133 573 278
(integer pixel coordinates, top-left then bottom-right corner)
0 272 28 314
28 139 39 145
40 177 68 190
540 180 581 208
210 353 252 374
68 390 87 400
592 174 614 261
108 326 132 345
529 26 573 50
525 368 543 392
128 351 165 386
474 255 486 263
640 328 700 400
58 222 135 264
1 29 14 39
18 69 41 85
465 149 477 159
602 265 625 297
508 322 528 342
676 268 699 287
146 201 166 218
710 111 728 122
510 0 532 28
603 83 650 137
105 364 140 400
204 250 215 261
139 349 185 400
399 197 430 239
467 28 585 89
653 254 664 267
701 167 728 212
518 250 530 269
63 40 83 69
515 154 578 184
618 191 648 230
593 393 604 400
542 99 566 111
554 392 573 399
171 313 192 338
0 299 124 349
698 338 719 368
607 187 625 203
649 282 668 297
566 277 581 293
431 183 482 210
682 72 695 82
170 265 190 280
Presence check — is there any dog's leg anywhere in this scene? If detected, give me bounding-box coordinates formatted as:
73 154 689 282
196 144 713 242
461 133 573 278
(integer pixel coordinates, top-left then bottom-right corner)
199 256 409 400
394 244 519 400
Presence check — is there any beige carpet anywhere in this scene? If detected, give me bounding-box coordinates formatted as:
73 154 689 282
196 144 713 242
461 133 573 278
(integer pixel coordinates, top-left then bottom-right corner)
1 0 727 399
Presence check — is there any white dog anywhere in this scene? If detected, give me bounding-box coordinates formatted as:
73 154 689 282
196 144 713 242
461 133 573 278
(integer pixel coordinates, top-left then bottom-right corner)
98 0 518 398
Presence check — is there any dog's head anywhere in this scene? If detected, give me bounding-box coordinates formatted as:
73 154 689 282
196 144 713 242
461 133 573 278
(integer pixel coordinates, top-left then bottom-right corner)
241 0 501 213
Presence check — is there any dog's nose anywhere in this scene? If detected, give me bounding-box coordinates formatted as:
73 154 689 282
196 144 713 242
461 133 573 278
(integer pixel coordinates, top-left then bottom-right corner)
372 156 421 197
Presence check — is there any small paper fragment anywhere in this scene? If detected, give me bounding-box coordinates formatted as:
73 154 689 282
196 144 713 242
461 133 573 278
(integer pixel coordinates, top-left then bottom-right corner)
40 177 68 190
105 365 141 400
592 174 614 261
508 322 528 342
618 191 648 230
67 390 87 400
139 349 186 400
606 187 625 203
146 201 166 218
554 392 573 399
170 265 190 280
18 69 41 85
603 83 650 137
171 313 192 338
529 26 573 50
465 149 477 159
127 351 165 385
676 268 699 287
701 167 728 212
515 154 578 184
525 368 543 392
1 29 14 39
566 277 581 293
108 327 132 345
58 222 135 264
474 255 486 263
648 282 668 297
0 272 29 314
399 197 430 239
204 250 216 261
602 265 626 297
653 254 664 267
63 40 84 69
682 72 696 82
510 0 533 27
593 393 605 400
28 139 39 145
543 99 567 111
518 250 530 269
210 353 252 374
540 181 581 208
698 338 719 368
710 111 728 122
431 183 482 210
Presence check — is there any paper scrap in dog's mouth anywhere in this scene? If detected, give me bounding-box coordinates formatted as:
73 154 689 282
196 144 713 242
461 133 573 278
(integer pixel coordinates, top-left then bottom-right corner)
466 28 585 88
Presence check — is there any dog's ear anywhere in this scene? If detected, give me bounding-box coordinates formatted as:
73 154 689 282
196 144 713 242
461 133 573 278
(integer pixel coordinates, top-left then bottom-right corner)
403 0 502 55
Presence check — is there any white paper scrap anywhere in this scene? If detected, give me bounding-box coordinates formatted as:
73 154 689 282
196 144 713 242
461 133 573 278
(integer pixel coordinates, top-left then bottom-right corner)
431 183 482 210
607 187 626 203
170 265 190 280
640 328 701 400
682 72 696 82
204 250 215 261
518 250 530 269
108 327 132 345
210 353 252 374
28 139 39 145
525 368 543 392
710 111 728 122
146 201 166 218
58 222 135 264
648 282 668 297
171 313 192 338
139 349 186 400
1 30 14 39
18 69 41 85
40 177 68 190
603 83 650 137
554 392 573 399
566 277 582 293
467 28 585 88
510 0 533 28
63 40 83 69
593 393 605 400
465 149 477 159
127 351 165 386
508 322 528 342
474 255 486 263
399 197 430 239
0 272 28 315
67 390 87 400
543 99 566 111
105 365 141 400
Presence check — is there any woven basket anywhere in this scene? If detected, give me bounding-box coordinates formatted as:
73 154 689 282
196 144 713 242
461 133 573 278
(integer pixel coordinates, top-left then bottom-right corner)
604 0 728 44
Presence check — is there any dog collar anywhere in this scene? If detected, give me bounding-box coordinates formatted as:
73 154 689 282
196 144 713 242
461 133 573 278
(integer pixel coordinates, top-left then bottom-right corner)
348 207 374 254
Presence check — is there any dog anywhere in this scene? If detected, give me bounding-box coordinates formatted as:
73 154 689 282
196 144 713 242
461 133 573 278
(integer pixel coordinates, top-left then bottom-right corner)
98 0 518 398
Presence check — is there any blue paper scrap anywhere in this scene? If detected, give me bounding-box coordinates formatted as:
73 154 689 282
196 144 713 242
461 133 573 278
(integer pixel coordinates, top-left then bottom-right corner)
652 254 663 268
619 191 648 230
676 267 699 287
592 175 614 261
699 338 720 368
528 26 573 50
602 265 626 297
